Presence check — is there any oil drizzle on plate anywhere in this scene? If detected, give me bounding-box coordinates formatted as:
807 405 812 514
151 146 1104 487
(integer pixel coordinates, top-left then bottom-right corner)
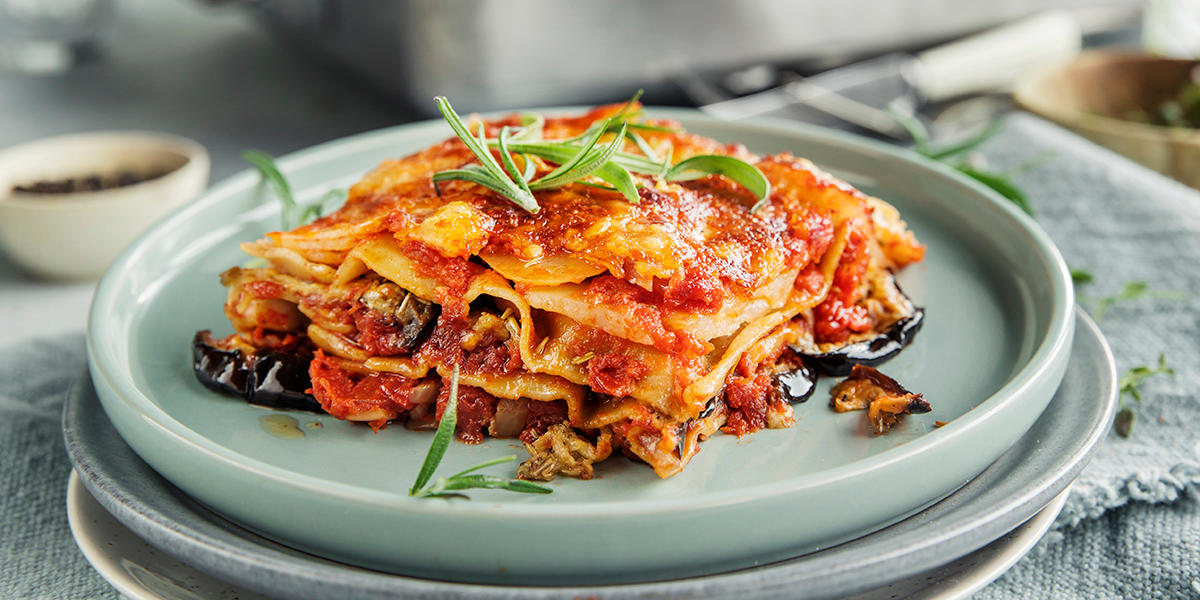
260 415 305 439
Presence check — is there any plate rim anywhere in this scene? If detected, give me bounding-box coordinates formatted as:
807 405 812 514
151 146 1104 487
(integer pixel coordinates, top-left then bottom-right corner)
84 108 1075 518
64 468 1072 600
65 307 1114 599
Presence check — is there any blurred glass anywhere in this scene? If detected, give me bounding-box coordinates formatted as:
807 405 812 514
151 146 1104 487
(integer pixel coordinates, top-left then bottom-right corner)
0 0 112 74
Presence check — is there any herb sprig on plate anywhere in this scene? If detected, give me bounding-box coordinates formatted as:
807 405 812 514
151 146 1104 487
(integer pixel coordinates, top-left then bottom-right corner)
409 365 553 499
432 95 771 214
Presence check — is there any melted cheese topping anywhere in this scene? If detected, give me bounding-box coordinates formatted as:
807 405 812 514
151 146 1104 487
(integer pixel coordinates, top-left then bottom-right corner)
215 102 926 479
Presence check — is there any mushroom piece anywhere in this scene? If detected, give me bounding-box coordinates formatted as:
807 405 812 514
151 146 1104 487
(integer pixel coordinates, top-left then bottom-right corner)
358 282 439 352
829 364 930 434
192 331 321 412
518 424 612 481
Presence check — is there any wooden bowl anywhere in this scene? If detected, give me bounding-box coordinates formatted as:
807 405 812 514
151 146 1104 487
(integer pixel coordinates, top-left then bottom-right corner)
1014 50 1200 189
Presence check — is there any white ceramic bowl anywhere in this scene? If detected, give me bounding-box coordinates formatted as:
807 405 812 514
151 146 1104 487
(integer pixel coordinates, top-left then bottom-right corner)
0 131 209 280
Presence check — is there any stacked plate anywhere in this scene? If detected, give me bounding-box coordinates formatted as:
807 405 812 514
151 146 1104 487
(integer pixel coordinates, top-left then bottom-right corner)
65 111 1117 599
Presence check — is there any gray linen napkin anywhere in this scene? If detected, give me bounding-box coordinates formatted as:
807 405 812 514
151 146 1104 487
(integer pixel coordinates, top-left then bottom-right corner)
0 334 114 599
0 114 1196 599
970 114 1200 598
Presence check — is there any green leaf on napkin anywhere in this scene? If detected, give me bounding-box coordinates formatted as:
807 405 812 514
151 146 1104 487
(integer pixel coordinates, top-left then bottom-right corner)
1114 353 1175 438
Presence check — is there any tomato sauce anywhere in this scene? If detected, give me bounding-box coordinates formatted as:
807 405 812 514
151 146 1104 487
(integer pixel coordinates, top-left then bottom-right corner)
308 350 415 426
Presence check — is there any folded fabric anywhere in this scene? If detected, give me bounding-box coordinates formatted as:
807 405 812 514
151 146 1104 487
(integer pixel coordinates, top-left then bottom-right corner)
0 334 114 599
969 113 1200 599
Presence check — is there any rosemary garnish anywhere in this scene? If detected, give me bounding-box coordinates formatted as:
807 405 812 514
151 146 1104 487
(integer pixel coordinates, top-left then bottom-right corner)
431 98 539 213
431 95 770 214
409 365 553 499
887 110 1036 216
242 150 345 230
1113 354 1175 438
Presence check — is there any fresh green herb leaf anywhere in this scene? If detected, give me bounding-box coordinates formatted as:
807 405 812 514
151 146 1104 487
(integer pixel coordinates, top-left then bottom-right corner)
926 120 1002 161
955 166 1034 216
1070 268 1094 286
609 89 645 124
626 129 660 163
1119 353 1174 403
434 96 540 213
626 122 682 134
447 455 517 480
436 96 769 212
242 149 302 230
881 112 1038 216
665 155 772 212
509 113 545 143
409 365 459 495
885 108 931 156
242 150 344 230
1113 354 1174 438
658 143 675 179
409 365 553 499
1091 281 1185 320
530 120 628 190
496 127 534 199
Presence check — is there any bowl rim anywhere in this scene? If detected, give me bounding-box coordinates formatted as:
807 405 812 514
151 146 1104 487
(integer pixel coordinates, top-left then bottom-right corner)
1013 50 1200 142
86 107 1076 519
0 130 210 209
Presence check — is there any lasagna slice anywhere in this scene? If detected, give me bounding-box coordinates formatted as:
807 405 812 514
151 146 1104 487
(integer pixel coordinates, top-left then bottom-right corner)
193 102 925 479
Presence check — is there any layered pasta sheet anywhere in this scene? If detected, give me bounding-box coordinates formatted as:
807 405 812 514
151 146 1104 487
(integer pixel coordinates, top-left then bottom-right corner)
213 103 925 478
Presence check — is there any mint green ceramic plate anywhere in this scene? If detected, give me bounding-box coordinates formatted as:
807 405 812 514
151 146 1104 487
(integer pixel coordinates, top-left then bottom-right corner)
87 110 1073 586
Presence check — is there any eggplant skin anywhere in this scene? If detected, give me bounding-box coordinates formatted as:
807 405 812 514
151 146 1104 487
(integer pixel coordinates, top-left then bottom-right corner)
773 356 818 404
804 308 925 377
192 331 322 412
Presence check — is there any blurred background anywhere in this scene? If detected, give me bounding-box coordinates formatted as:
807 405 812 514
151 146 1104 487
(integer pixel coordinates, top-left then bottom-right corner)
3 0 1188 179
2 0 1198 338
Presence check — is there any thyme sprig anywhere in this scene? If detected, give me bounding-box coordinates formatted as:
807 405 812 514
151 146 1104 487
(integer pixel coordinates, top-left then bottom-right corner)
432 95 770 214
409 366 553 499
1113 354 1175 438
1088 280 1185 321
242 150 345 230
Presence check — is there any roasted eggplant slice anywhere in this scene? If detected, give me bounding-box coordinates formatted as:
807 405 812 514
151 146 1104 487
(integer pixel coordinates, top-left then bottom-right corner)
804 308 924 376
192 331 321 412
772 353 818 404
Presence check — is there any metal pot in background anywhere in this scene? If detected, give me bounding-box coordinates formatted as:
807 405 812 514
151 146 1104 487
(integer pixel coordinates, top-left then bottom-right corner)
231 0 1140 115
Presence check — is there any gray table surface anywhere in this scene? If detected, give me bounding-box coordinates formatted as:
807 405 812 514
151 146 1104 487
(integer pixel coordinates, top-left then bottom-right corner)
0 0 408 347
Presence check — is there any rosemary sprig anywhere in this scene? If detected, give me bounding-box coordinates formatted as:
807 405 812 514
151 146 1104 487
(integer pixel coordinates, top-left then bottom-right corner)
886 110 1035 216
432 97 539 213
409 365 553 499
242 150 345 230
666 155 772 212
1113 354 1175 438
432 95 770 214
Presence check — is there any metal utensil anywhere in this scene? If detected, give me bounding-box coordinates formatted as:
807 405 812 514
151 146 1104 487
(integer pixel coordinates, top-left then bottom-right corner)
699 11 1082 136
